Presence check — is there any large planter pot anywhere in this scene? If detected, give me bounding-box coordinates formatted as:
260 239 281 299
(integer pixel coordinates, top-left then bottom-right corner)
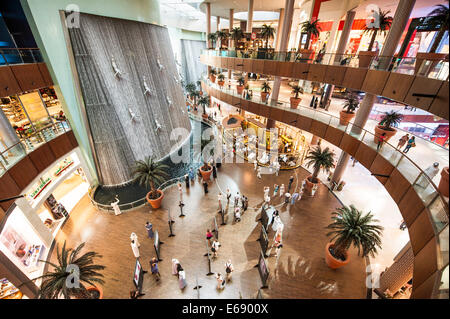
290 97 301 109
261 92 269 103
358 51 377 68
339 110 355 126
304 175 319 196
236 85 244 95
438 167 449 198
86 286 103 299
146 189 164 209
373 125 397 143
325 243 350 269
199 91 203 96
200 165 213 181
209 75 216 83
218 80 225 87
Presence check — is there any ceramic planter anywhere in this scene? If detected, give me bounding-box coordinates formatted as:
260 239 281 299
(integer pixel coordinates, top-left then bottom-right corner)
236 85 244 95
200 165 213 181
290 97 301 109
373 125 397 143
325 243 350 269
146 189 164 209
261 92 269 102
339 110 355 126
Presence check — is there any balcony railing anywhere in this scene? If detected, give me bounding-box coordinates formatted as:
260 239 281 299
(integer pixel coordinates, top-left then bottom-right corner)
203 49 450 81
0 48 43 66
0 120 71 177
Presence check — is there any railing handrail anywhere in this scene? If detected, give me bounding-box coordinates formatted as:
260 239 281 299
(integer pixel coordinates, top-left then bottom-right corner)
204 77 449 213
0 47 42 51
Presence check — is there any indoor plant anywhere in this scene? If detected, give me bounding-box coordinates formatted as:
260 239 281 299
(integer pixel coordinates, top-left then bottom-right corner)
260 24 276 49
216 30 229 49
185 82 196 99
190 90 200 109
236 76 245 94
209 68 217 83
260 82 271 102
196 80 203 95
299 19 321 60
31 241 105 299
339 91 360 125
230 27 244 48
217 73 225 87
325 205 383 269
198 95 210 119
289 84 304 109
304 145 335 196
374 110 403 143
133 156 169 209
196 136 215 181
208 32 217 49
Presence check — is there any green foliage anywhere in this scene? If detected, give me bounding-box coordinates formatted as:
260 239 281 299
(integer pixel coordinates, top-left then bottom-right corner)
260 24 276 48
31 241 105 299
305 145 335 181
326 205 383 259
301 19 321 37
342 91 360 113
209 68 217 75
217 73 225 81
208 32 217 47
132 156 169 198
261 81 271 93
198 95 210 114
290 84 304 98
379 110 403 130
237 76 245 86
425 4 449 52
185 82 196 94
363 9 393 51
230 27 244 42
195 135 214 169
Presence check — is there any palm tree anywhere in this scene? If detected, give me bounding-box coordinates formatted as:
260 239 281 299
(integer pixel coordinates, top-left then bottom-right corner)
301 19 321 50
379 111 403 131
31 242 105 299
208 32 217 49
198 95 210 115
363 9 393 51
305 145 335 183
426 3 450 53
326 205 383 260
196 80 202 91
261 81 271 93
290 84 304 99
237 76 245 86
185 82 196 95
132 156 169 199
216 30 229 49
195 136 215 170
342 91 360 113
190 90 200 105
230 27 244 47
260 24 276 48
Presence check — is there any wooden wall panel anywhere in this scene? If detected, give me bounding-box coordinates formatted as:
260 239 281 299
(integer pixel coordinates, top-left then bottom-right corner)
411 271 437 299
307 64 327 82
428 81 449 120
246 101 259 115
323 65 347 87
369 153 395 185
361 70 390 95
339 134 360 156
341 67 367 91
37 63 53 86
253 60 264 74
0 172 20 211
240 98 249 110
7 155 38 190
398 186 426 226
227 57 235 70
408 209 435 255
27 143 57 172
10 64 46 92
259 104 270 118
323 126 344 147
221 57 229 69
234 58 244 71
281 110 298 127
231 96 241 107
385 168 411 203
354 143 378 169
309 120 327 138
48 133 75 159
278 61 293 77
382 73 415 102
269 107 284 122
404 77 443 110
296 115 312 131
243 58 253 73
292 62 310 80
263 60 277 75
413 238 438 289
0 66 22 97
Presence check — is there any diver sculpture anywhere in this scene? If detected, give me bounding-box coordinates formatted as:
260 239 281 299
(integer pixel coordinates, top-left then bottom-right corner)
111 56 123 78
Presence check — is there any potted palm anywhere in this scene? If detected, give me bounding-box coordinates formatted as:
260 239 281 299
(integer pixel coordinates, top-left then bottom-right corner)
196 80 203 95
133 156 169 209
360 9 393 68
216 30 229 49
260 82 271 102
31 242 105 299
236 76 245 95
290 84 304 109
196 136 215 181
208 32 217 49
217 73 226 87
300 19 321 60
190 90 200 109
209 68 217 83
304 146 335 196
185 82 196 100
374 111 403 143
230 27 244 49
198 95 210 119
339 91 360 125
325 205 383 269
260 24 276 49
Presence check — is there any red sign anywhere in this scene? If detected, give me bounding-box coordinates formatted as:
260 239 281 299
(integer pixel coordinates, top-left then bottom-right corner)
251 32 256 40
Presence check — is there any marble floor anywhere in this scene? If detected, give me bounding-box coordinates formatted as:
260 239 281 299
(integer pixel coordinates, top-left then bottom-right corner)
49 160 367 299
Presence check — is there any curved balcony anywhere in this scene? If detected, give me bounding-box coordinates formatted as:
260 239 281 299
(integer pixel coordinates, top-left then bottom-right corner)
200 50 449 120
202 78 449 299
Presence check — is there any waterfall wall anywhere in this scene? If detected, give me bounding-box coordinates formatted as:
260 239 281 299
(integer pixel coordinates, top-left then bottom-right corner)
181 39 206 85
67 13 191 186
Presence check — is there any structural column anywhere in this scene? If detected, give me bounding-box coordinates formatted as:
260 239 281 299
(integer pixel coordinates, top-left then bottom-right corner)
331 152 350 185
275 8 285 51
206 2 211 48
267 0 295 129
228 9 234 79
351 0 416 134
247 0 254 33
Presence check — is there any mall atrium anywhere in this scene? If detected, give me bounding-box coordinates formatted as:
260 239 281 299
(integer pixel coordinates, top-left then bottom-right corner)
0 0 448 301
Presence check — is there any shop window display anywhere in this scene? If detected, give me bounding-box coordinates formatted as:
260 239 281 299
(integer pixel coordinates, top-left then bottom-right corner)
0 278 23 299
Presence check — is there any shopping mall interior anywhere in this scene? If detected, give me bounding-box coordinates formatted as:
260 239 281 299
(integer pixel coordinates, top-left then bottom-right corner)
0 0 448 301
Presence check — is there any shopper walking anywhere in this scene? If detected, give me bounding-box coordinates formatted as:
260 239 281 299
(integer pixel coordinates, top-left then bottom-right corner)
273 184 279 197
211 239 220 258
403 136 416 153
397 133 409 150
150 257 161 281
185 174 190 189
377 132 386 152
226 188 231 203
279 184 285 197
234 192 240 207
287 175 294 192
206 229 214 246
178 267 187 290
171 258 181 275
218 192 223 211
145 221 154 239
212 165 217 179
131 239 140 258
130 232 140 247
254 160 258 170
290 192 299 205
257 166 262 179
188 167 195 181
264 186 270 198
225 260 234 282
216 273 226 290
203 181 209 194
234 207 241 222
